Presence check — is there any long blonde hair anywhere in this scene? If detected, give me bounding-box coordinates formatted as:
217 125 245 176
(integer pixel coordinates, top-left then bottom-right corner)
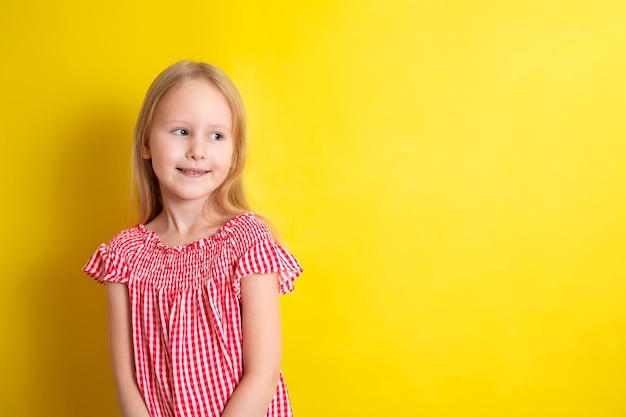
132 60 250 225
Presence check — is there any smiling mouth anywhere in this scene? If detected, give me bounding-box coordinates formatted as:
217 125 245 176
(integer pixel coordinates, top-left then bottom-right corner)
177 168 209 176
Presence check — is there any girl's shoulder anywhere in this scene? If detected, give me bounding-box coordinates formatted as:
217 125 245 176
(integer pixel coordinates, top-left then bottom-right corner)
107 224 149 251
221 212 274 245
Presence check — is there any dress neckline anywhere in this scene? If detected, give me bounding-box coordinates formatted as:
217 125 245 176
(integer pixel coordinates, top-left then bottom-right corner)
138 212 252 253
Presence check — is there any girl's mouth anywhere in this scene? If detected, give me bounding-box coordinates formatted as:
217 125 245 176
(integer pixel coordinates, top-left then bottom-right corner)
177 168 208 176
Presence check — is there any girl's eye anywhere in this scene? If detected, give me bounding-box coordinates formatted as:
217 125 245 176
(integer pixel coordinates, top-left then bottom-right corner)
173 129 189 136
210 133 223 140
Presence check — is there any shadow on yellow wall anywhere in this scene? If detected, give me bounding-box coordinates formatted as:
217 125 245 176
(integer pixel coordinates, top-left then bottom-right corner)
16 104 134 416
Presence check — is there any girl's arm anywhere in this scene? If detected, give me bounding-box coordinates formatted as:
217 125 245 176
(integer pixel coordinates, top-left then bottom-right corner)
105 282 152 417
221 272 283 417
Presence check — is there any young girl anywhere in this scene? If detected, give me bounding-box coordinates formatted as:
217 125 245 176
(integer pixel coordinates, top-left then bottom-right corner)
83 60 303 417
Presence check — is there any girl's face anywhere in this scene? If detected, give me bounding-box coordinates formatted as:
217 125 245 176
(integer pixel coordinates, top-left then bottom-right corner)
145 78 233 206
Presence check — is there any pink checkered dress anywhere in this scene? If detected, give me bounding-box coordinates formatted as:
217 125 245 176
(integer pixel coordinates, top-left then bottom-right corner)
83 212 303 417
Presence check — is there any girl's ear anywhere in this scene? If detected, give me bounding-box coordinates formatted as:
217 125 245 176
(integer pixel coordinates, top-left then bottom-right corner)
142 144 151 159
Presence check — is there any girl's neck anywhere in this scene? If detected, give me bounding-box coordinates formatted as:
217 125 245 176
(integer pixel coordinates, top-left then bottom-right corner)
146 201 228 247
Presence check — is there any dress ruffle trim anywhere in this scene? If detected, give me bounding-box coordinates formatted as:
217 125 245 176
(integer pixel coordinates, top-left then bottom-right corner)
233 239 303 300
83 244 130 284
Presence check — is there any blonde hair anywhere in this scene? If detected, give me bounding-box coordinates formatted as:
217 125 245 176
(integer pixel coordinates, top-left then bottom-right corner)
132 60 250 225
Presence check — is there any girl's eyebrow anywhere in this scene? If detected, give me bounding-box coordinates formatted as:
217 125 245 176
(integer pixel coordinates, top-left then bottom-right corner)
162 120 232 131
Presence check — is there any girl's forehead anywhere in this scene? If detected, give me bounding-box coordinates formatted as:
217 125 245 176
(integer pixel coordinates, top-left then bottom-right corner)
163 78 224 101
155 78 232 120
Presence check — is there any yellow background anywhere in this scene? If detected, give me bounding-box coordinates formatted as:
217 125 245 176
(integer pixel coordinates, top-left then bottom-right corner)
1 1 625 416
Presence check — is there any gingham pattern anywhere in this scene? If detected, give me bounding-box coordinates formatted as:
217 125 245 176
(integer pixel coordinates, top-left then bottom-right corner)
83 212 302 417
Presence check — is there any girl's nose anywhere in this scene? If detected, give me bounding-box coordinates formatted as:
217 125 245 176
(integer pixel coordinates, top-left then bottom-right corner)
187 139 206 160
188 150 206 160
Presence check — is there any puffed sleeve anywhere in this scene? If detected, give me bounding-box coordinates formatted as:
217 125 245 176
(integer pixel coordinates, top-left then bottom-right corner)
83 243 130 285
233 239 303 300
